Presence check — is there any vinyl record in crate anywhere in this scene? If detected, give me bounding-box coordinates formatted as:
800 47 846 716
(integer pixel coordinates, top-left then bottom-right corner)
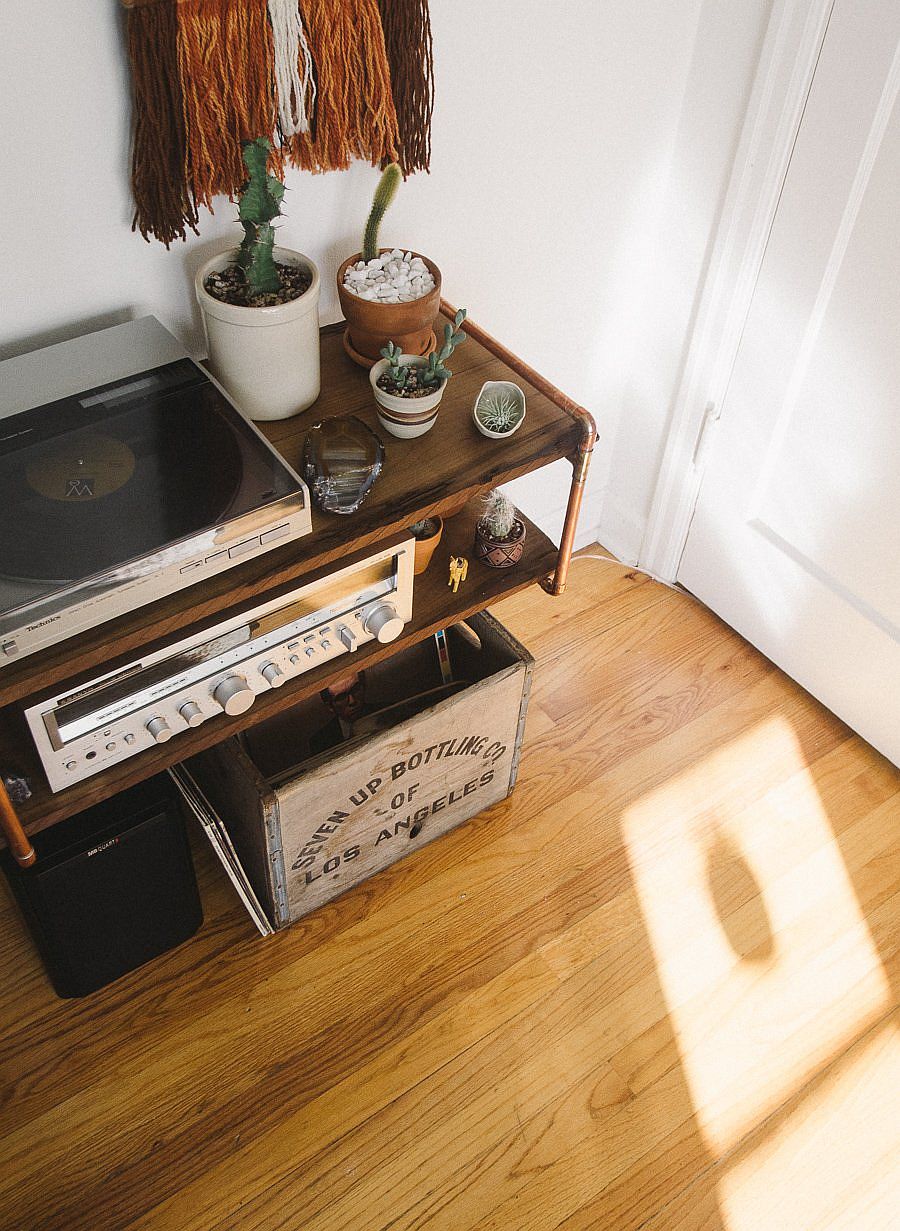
0 396 243 585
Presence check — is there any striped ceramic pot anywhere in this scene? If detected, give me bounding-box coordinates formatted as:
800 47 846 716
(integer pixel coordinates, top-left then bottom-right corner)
369 356 446 439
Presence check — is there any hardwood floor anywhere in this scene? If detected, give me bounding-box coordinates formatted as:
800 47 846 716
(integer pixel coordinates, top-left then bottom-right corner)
0 552 897 1231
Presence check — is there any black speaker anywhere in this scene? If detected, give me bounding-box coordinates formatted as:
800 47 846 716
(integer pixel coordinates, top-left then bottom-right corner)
1 773 203 998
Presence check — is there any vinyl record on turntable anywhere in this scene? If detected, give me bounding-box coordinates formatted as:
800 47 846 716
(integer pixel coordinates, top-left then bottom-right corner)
0 391 243 584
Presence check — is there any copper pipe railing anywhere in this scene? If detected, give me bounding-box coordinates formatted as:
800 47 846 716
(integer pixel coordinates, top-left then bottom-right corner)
442 300 597 596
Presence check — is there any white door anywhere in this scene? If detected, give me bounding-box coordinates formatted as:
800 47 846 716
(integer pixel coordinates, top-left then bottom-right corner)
678 0 900 767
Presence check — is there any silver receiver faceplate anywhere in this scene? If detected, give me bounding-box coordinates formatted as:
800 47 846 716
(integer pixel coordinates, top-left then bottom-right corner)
26 537 415 792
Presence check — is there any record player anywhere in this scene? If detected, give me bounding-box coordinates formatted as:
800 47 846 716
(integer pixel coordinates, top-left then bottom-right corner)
0 317 312 665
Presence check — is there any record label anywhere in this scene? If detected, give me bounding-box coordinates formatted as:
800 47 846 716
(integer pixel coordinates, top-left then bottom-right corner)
25 433 136 502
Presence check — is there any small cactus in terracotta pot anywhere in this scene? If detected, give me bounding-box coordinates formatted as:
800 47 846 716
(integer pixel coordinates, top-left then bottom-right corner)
474 490 526 569
409 517 444 574
337 164 442 367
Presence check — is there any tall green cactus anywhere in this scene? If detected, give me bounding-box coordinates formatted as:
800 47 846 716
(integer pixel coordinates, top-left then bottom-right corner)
362 163 402 262
237 138 284 296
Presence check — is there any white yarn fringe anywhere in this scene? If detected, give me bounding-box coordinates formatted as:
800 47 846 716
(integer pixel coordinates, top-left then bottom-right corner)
268 0 316 137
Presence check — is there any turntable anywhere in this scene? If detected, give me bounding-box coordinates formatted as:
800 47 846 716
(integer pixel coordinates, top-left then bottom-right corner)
0 317 312 664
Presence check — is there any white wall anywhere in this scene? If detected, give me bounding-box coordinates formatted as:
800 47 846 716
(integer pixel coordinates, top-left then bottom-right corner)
0 1 771 551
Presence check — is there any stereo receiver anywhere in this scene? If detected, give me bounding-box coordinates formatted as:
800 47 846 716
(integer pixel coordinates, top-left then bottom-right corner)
26 535 414 792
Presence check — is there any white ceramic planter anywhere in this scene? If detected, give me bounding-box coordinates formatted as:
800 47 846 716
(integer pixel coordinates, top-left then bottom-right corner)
195 246 320 421
473 380 526 439
369 356 446 439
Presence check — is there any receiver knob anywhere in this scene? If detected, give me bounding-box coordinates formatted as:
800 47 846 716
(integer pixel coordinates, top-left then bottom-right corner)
363 601 404 644
260 662 284 688
179 700 205 728
146 716 173 744
213 674 255 716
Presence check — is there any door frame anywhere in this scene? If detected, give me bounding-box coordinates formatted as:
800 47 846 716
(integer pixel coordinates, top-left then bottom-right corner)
639 0 836 582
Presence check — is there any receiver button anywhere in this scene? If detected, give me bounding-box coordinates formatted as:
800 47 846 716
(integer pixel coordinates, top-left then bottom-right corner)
213 674 255 716
146 716 173 744
338 625 358 651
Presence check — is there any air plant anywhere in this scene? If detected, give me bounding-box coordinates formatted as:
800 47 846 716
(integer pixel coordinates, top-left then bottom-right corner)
475 389 525 434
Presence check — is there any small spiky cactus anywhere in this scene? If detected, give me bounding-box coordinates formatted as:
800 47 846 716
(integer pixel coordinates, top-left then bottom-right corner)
237 138 285 296
480 490 517 540
362 163 402 262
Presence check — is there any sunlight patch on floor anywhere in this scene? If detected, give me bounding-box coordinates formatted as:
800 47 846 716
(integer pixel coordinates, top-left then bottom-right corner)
622 715 891 1157
717 1018 900 1231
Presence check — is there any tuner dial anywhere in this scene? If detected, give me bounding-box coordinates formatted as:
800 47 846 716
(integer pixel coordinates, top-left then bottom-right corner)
179 700 205 728
213 674 255 716
363 601 404 644
146 716 173 744
260 662 284 688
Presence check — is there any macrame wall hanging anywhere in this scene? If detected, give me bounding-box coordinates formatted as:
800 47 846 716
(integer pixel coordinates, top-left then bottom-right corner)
122 0 434 246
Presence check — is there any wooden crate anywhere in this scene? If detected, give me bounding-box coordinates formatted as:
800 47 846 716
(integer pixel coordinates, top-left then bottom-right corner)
185 612 533 928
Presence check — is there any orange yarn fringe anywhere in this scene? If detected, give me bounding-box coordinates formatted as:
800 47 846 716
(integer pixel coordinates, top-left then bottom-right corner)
124 0 419 240
288 0 399 172
176 0 282 207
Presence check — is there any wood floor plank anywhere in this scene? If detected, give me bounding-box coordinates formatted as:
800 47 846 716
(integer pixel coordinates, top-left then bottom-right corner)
0 550 896 1231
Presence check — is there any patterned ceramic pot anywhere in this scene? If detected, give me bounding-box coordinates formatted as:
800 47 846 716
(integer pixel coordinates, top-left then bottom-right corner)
474 518 527 568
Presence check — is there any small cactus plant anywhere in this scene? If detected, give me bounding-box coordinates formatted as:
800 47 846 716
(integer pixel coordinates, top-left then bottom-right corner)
363 163 402 262
379 340 410 391
420 309 467 387
480 490 518 540
475 488 526 567
378 309 468 395
236 138 285 296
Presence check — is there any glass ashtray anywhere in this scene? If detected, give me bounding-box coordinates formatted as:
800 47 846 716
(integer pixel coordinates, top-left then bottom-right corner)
301 415 385 514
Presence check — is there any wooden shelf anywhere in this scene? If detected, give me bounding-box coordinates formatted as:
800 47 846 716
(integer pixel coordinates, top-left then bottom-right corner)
0 305 595 858
0 501 556 838
0 314 581 709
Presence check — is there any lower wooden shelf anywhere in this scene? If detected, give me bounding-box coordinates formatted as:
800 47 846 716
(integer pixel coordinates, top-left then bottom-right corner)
0 502 556 839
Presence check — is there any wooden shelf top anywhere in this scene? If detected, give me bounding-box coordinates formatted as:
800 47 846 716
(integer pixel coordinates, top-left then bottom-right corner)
0 310 582 707
0 501 557 838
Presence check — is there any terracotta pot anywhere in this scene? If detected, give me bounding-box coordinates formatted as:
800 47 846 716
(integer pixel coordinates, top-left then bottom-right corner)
474 517 527 569
337 250 442 367
369 356 446 439
196 246 320 420
411 517 443 575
